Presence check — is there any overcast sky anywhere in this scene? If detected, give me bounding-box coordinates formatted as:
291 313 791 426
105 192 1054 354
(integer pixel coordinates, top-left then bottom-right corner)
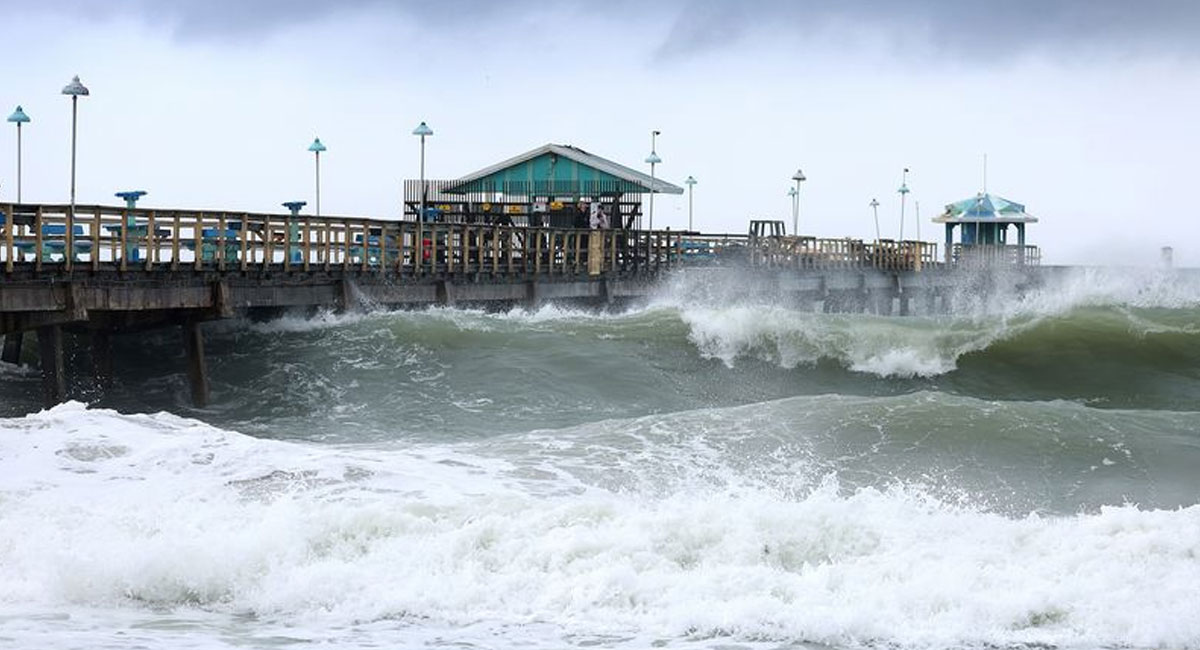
3 0 1199 265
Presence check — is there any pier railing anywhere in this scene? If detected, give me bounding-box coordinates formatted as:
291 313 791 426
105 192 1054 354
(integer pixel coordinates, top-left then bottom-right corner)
0 203 676 277
680 234 940 272
952 243 1041 267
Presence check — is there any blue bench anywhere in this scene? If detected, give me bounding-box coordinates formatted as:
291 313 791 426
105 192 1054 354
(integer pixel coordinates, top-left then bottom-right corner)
351 234 401 265
13 224 94 261
182 228 242 262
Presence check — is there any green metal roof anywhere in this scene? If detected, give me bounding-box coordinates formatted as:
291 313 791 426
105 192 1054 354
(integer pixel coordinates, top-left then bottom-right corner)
933 193 1038 224
443 143 684 196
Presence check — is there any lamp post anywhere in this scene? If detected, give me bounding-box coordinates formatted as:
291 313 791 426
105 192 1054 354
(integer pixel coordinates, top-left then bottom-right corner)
7 106 30 203
684 175 696 231
62 75 89 218
412 121 433 221
869 198 881 242
898 168 910 241
645 130 661 230
308 137 326 217
791 168 806 235
787 187 797 234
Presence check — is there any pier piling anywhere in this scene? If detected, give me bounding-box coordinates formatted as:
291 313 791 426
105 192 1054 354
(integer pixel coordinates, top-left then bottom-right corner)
183 319 209 408
37 325 66 408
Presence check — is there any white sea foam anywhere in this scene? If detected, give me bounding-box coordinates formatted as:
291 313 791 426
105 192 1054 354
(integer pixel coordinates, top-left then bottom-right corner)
657 266 1200 377
2 404 1198 649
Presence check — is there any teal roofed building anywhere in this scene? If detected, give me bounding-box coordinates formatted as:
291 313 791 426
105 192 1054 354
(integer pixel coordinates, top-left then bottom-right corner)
404 143 684 229
933 193 1040 265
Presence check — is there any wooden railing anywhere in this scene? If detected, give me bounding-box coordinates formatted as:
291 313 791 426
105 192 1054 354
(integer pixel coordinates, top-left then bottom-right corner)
952 244 1041 267
680 234 940 272
0 204 677 277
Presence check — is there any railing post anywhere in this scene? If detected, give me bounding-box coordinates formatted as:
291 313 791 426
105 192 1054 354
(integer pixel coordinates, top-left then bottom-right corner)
172 212 181 271
34 206 43 272
194 213 204 271
92 208 101 271
3 204 12 273
147 210 158 270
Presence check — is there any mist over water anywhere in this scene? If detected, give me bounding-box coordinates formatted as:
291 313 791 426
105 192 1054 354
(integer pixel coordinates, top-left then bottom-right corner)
2 266 1199 649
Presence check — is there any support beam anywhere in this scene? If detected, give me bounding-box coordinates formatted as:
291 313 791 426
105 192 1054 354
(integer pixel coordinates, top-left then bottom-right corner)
37 325 66 408
183 320 209 408
2 332 23 365
92 329 113 388
525 280 541 311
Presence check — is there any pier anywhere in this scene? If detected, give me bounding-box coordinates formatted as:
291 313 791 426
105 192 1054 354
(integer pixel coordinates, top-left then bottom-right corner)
0 201 1043 410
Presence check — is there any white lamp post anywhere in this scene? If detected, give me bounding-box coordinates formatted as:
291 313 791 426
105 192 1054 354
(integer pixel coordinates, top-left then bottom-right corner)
787 187 797 234
7 106 30 203
791 168 806 235
869 198 881 242
645 130 661 230
898 167 910 241
412 121 433 221
308 137 326 217
62 75 89 217
684 175 696 231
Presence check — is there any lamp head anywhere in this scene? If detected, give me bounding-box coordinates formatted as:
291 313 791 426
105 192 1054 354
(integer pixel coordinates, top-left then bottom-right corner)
792 169 806 182
412 121 433 137
62 75 90 96
685 176 697 186
7 106 30 124
645 152 661 164
308 137 327 153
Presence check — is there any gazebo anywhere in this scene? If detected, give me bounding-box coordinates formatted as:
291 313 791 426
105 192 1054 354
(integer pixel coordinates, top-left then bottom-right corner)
933 193 1038 264
404 143 683 229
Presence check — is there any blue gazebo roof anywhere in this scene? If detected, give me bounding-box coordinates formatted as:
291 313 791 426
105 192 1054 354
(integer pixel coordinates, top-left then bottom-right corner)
934 193 1038 224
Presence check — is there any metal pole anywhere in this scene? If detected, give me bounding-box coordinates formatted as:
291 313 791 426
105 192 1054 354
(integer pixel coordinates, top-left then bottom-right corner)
314 150 321 217
793 180 801 235
649 161 655 231
687 182 693 231
16 122 22 204
69 95 78 217
870 200 880 242
419 134 426 221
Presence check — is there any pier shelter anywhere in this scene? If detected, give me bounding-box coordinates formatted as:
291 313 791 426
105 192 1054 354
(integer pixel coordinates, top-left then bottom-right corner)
403 144 684 229
933 193 1040 265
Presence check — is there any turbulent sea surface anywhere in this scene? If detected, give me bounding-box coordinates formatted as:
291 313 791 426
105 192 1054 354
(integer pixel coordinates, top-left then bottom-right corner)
2 266 1199 649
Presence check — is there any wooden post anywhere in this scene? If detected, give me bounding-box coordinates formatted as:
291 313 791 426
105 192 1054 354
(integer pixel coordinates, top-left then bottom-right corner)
183 319 209 408
303 218 312 273
4 204 12 273
194 213 204 271
217 213 226 271
172 212 182 271
2 332 23 365
92 208 101 271
34 206 43 272
92 329 113 388
147 210 158 269
38 325 66 408
240 213 249 272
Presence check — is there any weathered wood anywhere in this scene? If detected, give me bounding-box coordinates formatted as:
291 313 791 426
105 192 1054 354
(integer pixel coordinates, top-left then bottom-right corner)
37 325 65 408
183 319 209 408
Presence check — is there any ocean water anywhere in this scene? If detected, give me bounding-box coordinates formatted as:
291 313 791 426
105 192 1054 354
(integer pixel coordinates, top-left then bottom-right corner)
1 266 1199 649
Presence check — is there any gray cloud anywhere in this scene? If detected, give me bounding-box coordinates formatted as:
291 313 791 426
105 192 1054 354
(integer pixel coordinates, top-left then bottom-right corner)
655 0 1200 61
11 0 1200 60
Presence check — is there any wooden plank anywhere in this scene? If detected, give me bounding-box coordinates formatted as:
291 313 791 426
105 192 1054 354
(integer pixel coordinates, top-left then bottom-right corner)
172 212 181 271
34 206 43 272
4 204 12 274
147 210 157 270
194 212 203 271
240 213 249 272
92 208 101 271
303 218 312 273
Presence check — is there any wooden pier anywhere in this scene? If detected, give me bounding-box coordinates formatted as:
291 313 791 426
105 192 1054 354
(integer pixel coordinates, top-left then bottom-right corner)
1 204 1042 410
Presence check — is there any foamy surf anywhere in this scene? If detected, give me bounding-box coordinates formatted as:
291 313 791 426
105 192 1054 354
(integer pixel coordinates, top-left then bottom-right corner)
2 403 1198 649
